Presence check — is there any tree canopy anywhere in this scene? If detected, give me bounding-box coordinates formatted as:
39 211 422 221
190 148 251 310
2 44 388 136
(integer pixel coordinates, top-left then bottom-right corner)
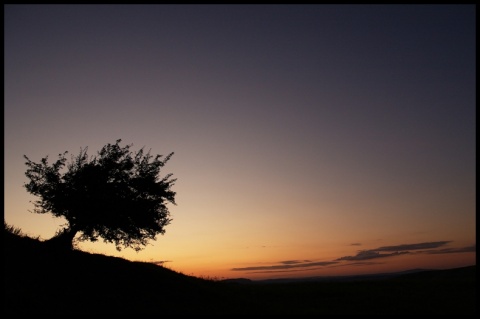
23 139 176 251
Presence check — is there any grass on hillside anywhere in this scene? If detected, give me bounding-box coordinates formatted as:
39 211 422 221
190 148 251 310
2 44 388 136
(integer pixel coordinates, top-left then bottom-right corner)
4 222 476 315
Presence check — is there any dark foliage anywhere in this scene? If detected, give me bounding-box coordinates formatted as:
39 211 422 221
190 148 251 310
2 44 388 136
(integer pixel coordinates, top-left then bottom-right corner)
23 139 176 251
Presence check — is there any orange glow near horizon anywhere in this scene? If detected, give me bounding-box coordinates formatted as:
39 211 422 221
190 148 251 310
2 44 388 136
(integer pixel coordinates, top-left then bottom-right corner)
4 179 476 281
73 222 475 280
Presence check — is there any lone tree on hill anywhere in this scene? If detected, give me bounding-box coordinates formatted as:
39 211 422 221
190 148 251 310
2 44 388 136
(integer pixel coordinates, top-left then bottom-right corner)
23 139 176 251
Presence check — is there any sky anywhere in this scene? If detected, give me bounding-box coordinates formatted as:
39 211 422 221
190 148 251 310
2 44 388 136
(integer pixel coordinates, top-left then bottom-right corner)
4 4 476 280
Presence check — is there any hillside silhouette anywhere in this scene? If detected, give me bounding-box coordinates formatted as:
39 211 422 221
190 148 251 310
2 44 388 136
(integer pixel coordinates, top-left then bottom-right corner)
4 225 476 314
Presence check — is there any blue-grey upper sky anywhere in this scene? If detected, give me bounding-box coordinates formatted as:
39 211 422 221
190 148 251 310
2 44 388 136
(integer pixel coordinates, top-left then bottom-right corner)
4 4 475 279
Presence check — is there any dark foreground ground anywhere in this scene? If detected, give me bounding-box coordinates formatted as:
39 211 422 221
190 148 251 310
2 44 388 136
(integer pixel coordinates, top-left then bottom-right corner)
4 229 476 315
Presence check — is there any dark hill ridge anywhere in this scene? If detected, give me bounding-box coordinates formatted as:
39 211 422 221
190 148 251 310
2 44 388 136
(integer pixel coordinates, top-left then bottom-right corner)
4 230 476 315
4 230 231 314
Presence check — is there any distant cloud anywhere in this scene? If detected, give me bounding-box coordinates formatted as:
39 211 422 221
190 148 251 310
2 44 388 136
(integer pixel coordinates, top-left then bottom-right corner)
346 261 385 266
374 241 451 252
244 266 339 275
280 260 312 265
336 250 409 261
422 245 476 254
231 260 338 272
230 240 474 275
335 241 452 261
327 261 385 268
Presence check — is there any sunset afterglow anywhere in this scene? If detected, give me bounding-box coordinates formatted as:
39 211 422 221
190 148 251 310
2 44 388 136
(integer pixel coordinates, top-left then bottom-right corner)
4 4 475 281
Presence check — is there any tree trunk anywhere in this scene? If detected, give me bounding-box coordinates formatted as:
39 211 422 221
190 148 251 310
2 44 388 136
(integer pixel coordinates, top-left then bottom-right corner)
47 227 78 250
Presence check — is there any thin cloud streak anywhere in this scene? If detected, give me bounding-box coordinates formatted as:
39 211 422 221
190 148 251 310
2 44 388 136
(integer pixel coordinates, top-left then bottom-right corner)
280 260 313 265
326 261 386 269
345 261 385 266
244 266 340 275
375 241 452 252
422 245 476 254
336 250 409 261
230 240 475 274
231 261 338 272
335 241 453 261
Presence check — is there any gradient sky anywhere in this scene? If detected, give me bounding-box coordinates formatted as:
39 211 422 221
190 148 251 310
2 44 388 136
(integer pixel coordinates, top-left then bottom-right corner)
4 4 476 280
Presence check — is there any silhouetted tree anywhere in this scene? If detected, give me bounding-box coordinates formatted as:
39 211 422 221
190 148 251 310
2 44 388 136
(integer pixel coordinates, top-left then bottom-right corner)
23 139 176 251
